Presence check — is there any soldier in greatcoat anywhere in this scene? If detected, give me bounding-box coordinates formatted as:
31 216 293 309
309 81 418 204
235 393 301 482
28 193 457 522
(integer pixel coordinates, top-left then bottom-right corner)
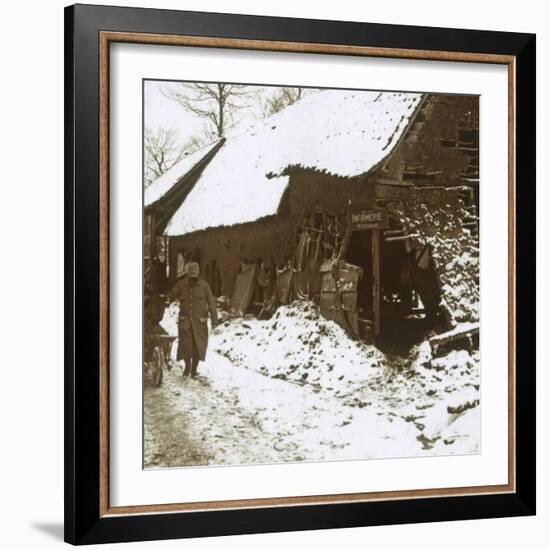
166 262 218 378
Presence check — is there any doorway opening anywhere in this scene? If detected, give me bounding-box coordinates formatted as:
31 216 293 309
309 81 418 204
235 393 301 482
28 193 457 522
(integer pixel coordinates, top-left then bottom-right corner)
345 229 440 353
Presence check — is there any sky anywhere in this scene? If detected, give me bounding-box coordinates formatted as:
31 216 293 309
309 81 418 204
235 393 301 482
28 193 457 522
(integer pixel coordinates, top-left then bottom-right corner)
144 80 205 141
144 80 311 149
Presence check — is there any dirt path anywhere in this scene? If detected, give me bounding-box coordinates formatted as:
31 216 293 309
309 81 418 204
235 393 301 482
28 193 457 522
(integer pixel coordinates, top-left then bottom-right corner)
144 354 291 468
144 350 335 468
144 348 455 469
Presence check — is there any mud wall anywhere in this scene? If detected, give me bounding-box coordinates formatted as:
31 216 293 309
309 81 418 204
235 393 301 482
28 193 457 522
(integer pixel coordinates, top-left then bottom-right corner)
285 171 375 216
168 215 295 295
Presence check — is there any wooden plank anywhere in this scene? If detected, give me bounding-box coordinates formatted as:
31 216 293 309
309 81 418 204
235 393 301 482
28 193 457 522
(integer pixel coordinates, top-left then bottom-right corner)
372 229 381 336
384 234 416 242
337 226 352 260
429 322 479 348
150 211 157 257
384 228 407 236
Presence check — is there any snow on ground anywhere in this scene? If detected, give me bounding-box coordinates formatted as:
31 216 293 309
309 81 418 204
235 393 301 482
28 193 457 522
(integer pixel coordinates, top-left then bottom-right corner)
164 90 423 236
156 300 480 465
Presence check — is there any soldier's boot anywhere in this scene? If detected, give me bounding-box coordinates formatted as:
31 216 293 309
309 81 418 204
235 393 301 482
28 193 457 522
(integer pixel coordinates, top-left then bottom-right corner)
182 360 192 379
190 359 198 378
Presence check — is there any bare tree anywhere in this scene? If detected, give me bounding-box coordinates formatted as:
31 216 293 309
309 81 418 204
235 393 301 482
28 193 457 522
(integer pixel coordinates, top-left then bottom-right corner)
162 83 254 139
144 127 201 187
263 87 307 117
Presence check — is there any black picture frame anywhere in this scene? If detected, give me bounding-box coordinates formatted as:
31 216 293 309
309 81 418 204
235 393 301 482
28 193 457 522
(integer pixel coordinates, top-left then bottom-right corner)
65 3 536 545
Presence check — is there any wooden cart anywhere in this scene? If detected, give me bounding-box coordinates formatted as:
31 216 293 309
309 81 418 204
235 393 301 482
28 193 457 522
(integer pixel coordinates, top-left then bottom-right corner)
144 331 175 387
144 297 175 387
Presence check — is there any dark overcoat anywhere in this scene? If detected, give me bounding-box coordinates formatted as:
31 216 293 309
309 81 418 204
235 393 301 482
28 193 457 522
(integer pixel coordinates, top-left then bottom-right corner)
166 277 218 362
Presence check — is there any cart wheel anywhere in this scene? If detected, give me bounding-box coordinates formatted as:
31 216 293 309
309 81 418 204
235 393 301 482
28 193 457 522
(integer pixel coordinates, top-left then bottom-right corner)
152 346 164 387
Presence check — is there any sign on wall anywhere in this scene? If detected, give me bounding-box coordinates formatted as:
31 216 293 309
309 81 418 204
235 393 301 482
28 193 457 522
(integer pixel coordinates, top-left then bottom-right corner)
349 207 389 230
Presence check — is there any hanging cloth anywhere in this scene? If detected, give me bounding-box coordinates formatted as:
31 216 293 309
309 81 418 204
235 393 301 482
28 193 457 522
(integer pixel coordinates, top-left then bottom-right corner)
230 263 257 316
276 263 293 305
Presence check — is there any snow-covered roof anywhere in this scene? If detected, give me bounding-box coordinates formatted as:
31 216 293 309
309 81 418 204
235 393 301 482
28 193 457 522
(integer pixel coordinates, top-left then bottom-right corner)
144 140 221 207
165 90 423 237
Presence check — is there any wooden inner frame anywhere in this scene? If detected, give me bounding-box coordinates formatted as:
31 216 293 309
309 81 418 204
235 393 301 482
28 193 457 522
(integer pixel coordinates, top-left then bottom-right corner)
98 31 517 518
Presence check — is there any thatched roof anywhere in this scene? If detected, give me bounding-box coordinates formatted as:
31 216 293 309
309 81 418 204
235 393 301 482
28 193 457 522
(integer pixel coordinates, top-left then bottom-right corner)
164 90 423 237
144 140 222 208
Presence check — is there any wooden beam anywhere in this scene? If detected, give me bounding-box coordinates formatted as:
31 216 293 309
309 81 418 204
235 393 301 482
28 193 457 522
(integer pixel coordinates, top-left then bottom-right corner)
384 228 407 237
429 322 479 356
337 226 352 260
384 234 416 242
150 211 157 257
372 229 381 337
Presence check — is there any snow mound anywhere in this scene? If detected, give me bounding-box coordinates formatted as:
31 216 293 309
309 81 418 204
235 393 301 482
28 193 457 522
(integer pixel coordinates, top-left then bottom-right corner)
212 305 479 456
212 301 386 393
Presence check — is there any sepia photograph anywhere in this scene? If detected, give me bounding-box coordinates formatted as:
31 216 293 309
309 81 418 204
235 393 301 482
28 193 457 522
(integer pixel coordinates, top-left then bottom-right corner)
59 3 537 544
142 80 480 469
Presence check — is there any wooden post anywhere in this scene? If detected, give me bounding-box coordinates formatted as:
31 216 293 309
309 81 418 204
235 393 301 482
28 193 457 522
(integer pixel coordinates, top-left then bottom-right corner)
371 229 381 336
150 212 157 258
337 225 352 261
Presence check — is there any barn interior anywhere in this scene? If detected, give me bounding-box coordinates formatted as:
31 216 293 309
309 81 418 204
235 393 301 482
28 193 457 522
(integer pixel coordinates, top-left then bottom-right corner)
344 224 441 353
